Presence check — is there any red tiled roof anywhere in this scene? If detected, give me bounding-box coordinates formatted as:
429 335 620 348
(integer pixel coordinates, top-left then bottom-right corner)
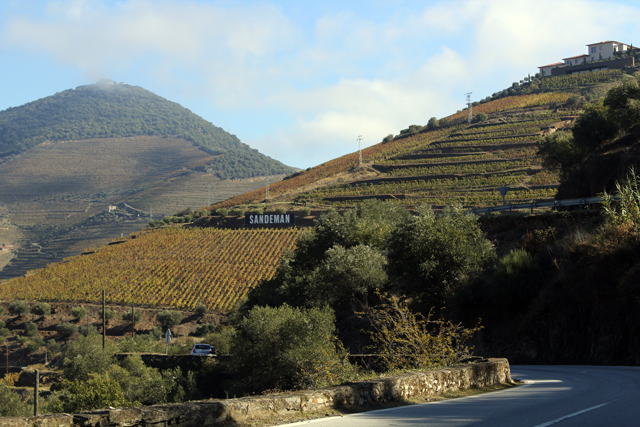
538 62 564 68
563 54 588 60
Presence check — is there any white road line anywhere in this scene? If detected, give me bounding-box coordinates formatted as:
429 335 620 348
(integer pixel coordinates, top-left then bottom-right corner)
532 400 618 427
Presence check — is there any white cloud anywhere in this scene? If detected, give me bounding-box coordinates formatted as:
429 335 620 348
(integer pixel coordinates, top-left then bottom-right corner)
3 0 640 169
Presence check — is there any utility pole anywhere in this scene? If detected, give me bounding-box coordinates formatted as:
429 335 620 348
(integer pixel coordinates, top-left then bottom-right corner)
102 290 106 350
465 92 473 125
265 167 270 201
357 135 363 166
34 369 39 416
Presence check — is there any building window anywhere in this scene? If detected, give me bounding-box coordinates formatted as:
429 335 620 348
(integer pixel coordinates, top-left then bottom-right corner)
592 47 596 53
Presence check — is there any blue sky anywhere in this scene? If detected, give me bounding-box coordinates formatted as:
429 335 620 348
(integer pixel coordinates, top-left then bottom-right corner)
2 0 640 169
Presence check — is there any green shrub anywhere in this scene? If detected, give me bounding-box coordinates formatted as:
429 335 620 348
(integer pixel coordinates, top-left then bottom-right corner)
204 326 237 355
190 323 217 337
168 337 195 355
474 112 488 122
250 208 263 215
47 374 129 413
275 207 287 214
602 167 640 227
215 208 229 216
99 308 116 321
24 321 38 337
0 328 10 337
31 302 51 316
156 310 183 328
71 306 87 320
230 208 245 217
47 339 62 357
63 333 117 381
150 326 163 340
57 322 79 336
80 324 99 336
299 207 311 217
0 320 5 329
382 134 394 143
117 334 163 354
0 306 5 315
8 300 30 316
227 304 356 394
26 340 42 353
0 383 30 416
194 302 208 316
0 336 4 346
122 310 142 322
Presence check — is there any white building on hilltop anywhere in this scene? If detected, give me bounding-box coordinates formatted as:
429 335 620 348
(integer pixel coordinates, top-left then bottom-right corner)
539 41 633 76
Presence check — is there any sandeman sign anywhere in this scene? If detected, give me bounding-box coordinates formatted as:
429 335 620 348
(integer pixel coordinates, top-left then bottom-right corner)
245 213 296 227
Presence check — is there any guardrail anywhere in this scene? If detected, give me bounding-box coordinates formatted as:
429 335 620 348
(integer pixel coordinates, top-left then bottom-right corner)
471 195 605 215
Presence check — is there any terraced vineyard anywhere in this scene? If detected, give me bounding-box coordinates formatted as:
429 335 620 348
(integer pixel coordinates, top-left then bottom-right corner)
293 111 574 209
212 92 576 211
0 227 305 312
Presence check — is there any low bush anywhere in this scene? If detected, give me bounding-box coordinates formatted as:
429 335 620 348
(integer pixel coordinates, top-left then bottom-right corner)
24 321 38 337
230 208 245 217
0 383 30 416
26 340 42 353
8 300 30 316
194 302 208 316
99 308 116 321
122 310 142 322
57 322 79 336
71 306 87 320
190 323 217 337
156 310 183 328
47 339 62 357
299 207 311 217
31 302 51 316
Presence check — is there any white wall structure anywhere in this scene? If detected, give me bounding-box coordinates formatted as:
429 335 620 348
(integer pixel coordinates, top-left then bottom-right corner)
539 62 565 76
587 41 630 61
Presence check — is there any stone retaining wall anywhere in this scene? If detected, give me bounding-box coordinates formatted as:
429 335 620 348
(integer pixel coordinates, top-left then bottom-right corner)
1 358 511 427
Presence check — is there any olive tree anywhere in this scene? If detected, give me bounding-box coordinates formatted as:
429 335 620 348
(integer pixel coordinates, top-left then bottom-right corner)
387 205 494 306
227 304 355 395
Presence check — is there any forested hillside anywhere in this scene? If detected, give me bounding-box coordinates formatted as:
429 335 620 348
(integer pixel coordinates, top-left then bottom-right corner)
0 79 293 179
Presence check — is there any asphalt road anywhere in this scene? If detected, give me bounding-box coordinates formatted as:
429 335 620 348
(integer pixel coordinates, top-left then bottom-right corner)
279 366 640 427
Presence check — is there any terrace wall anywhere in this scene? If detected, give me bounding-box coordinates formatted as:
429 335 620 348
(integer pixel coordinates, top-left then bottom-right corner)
1 358 512 427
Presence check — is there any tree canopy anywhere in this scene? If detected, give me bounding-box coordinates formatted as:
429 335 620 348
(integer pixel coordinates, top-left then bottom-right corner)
537 75 640 180
244 200 493 310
